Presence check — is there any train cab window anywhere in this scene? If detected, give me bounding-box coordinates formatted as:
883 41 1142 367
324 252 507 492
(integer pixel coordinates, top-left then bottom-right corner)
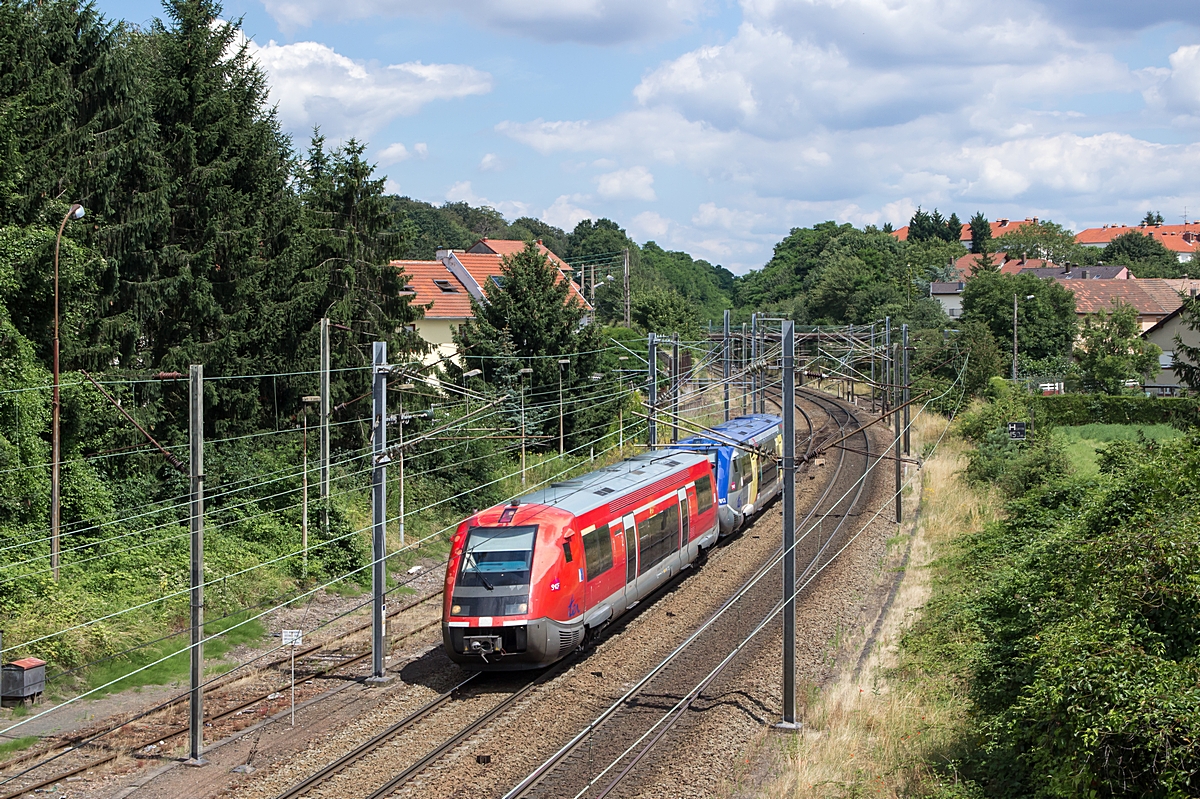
637 504 680 576
457 526 536 587
563 539 574 563
583 525 614 578
696 475 714 513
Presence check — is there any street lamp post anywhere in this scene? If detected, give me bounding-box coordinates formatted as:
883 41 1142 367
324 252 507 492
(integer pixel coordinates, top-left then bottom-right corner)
519 367 533 484
51 202 85 582
300 395 321 578
1013 293 1036 381
557 358 570 456
462 368 482 452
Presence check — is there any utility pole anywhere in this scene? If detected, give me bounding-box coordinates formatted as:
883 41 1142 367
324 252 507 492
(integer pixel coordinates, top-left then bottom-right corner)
301 396 319 577
319 318 330 536
883 317 892 419
1012 293 1019 381
902 324 911 456
369 342 389 683
558 358 569 456
870 322 876 414
617 358 627 451
894 342 902 524
741 323 748 415
188 365 205 765
647 333 658 449
520 368 532 483
395 384 414 547
50 203 85 582
779 320 798 730
671 334 680 443
723 310 731 422
750 314 758 415
623 248 631 328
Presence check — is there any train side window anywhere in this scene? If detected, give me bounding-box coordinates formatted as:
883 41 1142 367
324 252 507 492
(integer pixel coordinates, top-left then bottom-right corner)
563 539 574 563
760 456 777 486
637 503 680 576
583 525 613 578
680 498 690 543
696 475 714 513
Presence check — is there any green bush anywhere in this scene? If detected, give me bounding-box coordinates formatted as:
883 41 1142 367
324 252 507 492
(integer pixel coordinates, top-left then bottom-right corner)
1029 394 1200 429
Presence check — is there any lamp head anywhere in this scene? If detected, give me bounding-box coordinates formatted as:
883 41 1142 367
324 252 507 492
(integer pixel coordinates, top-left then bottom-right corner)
463 368 482 379
69 204 85 220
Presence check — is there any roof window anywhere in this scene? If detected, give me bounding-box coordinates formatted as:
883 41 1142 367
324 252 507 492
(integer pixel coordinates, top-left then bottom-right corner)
490 275 506 290
433 279 458 293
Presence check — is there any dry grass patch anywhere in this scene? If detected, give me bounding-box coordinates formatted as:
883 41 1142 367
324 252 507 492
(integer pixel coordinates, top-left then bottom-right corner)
757 412 999 799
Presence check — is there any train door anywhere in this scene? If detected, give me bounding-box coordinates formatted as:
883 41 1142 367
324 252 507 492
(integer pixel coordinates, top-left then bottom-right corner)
622 513 637 607
677 488 690 557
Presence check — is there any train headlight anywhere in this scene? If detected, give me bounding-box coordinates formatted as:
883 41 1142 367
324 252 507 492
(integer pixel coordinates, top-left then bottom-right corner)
451 604 462 615
517 603 528 614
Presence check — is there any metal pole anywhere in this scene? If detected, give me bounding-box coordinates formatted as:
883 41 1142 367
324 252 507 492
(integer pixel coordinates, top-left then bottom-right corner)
780 320 798 729
902 324 911 456
398 393 405 547
723 310 731 422
884 317 892 419
894 344 902 524
750 314 758 415
671 335 679 443
370 342 388 682
870 322 876 413
50 206 80 582
741 323 748 415
648 333 657 449
188 365 205 764
319 318 330 536
1012 293 1019 381
302 409 308 578
558 366 564 456
623 248 631 328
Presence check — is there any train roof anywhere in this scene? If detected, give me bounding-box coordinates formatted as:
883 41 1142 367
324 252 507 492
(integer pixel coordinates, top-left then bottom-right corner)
672 413 782 449
515 450 710 518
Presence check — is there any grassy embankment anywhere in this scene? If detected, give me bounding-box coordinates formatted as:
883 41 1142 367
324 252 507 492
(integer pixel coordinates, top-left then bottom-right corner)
757 408 1197 798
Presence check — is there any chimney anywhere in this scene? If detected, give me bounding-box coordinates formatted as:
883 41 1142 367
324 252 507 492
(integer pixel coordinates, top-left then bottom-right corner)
1081 269 1089 279
1032 217 1039 224
436 247 451 262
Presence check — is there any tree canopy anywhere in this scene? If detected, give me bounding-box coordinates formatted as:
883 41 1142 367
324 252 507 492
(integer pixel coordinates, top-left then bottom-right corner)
1074 301 1161 393
961 271 1078 362
1101 231 1183 277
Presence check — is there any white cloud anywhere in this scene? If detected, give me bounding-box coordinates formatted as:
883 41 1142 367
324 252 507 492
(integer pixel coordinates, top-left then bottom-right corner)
1144 45 1200 121
595 166 657 201
630 210 670 239
445 181 531 219
479 153 503 171
377 142 410 165
542 195 595 230
247 39 491 139
414 143 429 158
261 0 706 44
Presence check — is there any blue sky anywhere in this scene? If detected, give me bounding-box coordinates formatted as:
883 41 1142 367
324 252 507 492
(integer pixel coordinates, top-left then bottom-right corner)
101 0 1200 273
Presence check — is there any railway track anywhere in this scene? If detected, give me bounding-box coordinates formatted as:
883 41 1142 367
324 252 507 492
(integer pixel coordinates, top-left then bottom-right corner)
252 391 874 799
502 388 875 799
0 583 447 799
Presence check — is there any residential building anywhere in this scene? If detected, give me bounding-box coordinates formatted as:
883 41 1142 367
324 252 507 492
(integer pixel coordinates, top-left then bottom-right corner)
1066 278 1184 333
892 216 1040 248
397 238 591 366
1075 223 1200 263
1142 294 1199 395
930 281 965 318
1019 265 1129 280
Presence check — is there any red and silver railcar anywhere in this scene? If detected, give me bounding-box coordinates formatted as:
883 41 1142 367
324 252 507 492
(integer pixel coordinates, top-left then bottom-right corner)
442 451 718 669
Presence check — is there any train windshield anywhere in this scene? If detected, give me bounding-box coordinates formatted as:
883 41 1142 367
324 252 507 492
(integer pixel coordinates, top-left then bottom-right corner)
458 525 537 588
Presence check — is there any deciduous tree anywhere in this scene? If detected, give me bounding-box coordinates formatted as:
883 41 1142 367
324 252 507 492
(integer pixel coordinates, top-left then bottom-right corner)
1074 301 1160 393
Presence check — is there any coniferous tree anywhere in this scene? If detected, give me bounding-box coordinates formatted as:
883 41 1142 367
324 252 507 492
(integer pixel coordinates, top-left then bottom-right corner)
969 212 992 254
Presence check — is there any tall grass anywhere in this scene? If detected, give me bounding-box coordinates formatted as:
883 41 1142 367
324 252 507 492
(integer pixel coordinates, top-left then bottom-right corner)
760 413 1000 798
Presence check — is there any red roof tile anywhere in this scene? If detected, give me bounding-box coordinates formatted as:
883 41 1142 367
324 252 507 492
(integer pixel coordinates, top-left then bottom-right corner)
892 217 1039 243
1076 222 1200 249
1062 278 1183 317
453 250 592 310
468 238 573 271
392 260 474 319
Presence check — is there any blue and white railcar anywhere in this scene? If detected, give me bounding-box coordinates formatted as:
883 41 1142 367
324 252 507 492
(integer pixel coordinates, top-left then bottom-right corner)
670 414 783 536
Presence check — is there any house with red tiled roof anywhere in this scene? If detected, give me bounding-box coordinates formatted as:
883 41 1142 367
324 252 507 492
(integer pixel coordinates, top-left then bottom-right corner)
1142 285 1200 395
1075 223 1200 263
395 239 592 366
1065 278 1184 333
892 217 1041 247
